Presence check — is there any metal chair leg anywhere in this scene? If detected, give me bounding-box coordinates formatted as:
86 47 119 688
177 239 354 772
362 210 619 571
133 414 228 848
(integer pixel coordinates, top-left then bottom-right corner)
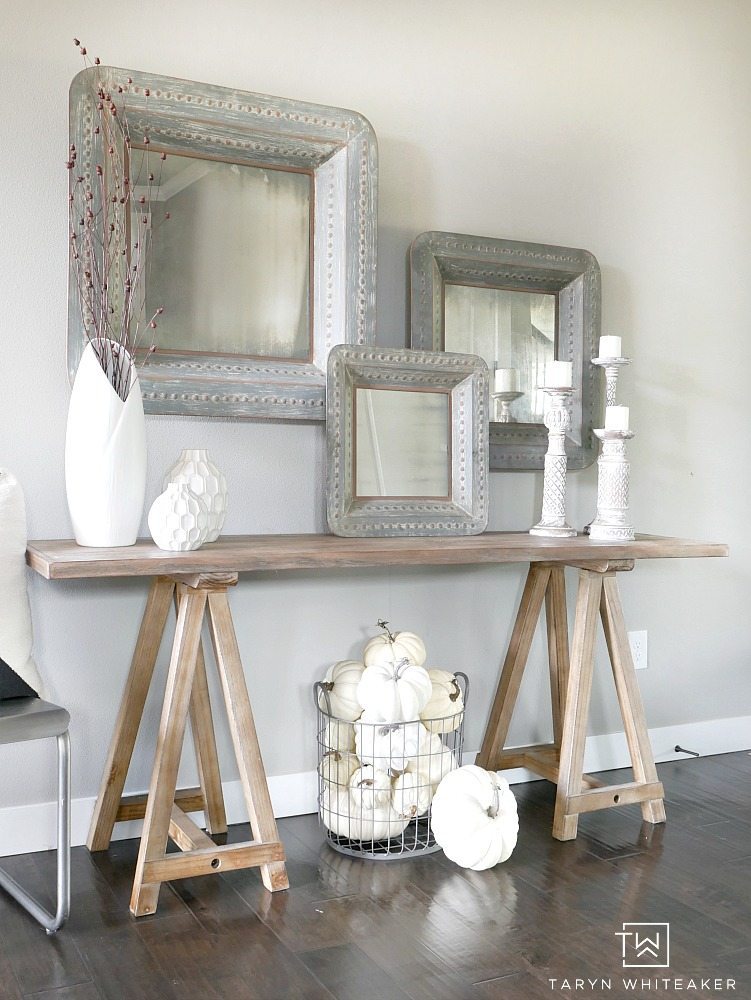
0 730 71 933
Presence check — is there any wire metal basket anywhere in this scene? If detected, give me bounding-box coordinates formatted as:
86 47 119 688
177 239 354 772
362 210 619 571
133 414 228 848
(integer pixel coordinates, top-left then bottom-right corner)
314 673 468 860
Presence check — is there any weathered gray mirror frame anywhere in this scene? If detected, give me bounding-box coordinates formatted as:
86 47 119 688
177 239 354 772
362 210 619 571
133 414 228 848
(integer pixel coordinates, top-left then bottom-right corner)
68 67 377 420
410 232 601 470
326 346 489 537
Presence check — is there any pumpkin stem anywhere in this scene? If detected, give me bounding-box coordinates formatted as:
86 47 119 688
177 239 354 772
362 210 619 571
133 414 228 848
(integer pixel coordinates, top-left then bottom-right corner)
376 618 397 643
393 657 410 681
449 678 461 702
321 681 335 692
487 780 500 819
379 724 400 736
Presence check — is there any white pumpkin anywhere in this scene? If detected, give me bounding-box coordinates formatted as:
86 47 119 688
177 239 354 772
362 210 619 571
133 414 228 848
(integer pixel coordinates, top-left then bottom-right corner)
406 733 457 791
320 789 409 841
318 751 359 791
348 764 392 810
420 669 465 734
362 622 427 669
318 660 365 722
392 770 432 819
430 765 519 870
355 715 432 772
357 658 432 722
323 719 356 753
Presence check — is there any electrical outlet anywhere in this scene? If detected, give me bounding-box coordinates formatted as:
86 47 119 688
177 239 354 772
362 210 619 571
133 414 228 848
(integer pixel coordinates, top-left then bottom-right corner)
629 630 648 670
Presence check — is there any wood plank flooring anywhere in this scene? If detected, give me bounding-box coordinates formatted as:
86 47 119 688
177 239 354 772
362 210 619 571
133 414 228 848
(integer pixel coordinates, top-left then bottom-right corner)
0 752 749 999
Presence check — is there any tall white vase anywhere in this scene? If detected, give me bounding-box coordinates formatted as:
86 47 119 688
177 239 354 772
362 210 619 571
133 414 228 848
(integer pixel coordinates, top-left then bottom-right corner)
164 449 227 542
65 342 147 547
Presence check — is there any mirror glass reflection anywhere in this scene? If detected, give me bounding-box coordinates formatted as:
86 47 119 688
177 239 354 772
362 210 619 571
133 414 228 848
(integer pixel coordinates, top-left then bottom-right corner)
133 149 311 360
443 285 555 423
354 387 450 498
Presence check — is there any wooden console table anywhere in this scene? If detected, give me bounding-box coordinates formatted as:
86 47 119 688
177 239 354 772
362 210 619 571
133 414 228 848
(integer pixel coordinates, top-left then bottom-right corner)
27 532 726 914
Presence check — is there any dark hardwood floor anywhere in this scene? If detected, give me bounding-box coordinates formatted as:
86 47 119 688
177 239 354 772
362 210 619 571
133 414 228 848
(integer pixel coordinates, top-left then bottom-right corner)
1 752 749 1000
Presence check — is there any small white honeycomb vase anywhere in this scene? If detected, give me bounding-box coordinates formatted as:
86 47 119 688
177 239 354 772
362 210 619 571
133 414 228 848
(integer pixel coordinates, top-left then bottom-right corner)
148 483 209 552
164 449 228 543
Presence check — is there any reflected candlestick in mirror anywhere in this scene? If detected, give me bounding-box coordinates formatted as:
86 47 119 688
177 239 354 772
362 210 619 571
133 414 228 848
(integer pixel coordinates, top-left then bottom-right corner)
443 286 554 425
494 368 519 393
605 405 630 431
544 360 573 388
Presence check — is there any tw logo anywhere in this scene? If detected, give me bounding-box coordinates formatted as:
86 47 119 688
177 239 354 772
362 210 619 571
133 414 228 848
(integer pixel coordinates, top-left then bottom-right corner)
615 923 670 968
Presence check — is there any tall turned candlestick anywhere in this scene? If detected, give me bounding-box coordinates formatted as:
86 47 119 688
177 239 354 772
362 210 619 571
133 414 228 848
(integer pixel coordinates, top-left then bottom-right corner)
530 387 576 538
591 355 631 406
492 390 524 423
588 428 635 541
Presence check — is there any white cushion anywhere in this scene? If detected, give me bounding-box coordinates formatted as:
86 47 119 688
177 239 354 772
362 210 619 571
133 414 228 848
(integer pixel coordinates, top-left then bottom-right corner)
0 470 43 697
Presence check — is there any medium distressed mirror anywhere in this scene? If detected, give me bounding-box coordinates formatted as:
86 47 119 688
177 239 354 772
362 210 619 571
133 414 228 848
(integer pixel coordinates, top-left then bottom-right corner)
326 346 489 536
410 232 601 470
68 67 377 420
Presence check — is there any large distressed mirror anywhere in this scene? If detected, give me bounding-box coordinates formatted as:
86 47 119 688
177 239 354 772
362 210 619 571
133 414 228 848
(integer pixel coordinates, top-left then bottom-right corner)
327 347 489 536
136 151 313 361
410 233 601 469
69 67 377 420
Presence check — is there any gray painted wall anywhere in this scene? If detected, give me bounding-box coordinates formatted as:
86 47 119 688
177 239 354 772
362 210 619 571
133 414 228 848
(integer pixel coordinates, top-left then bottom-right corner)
1 0 748 809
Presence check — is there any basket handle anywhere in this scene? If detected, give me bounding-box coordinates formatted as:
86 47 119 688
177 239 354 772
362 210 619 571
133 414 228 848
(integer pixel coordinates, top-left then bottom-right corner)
455 670 469 707
314 680 333 716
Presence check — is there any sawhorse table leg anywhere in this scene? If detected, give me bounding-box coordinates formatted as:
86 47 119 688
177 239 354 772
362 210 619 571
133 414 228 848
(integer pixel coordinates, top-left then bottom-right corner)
477 560 665 841
87 573 288 917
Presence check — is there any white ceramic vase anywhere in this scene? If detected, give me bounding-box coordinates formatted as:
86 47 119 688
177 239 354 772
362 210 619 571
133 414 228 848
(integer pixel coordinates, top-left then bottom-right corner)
164 449 227 542
148 483 209 551
65 342 147 547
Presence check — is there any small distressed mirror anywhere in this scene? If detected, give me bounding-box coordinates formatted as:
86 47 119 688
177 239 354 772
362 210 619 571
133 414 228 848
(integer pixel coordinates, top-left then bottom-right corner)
354 387 451 498
410 232 601 470
69 67 377 420
326 346 489 537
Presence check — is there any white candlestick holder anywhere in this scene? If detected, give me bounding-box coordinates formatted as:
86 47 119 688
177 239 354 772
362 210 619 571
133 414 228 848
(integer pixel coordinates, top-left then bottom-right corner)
588 428 635 541
530 387 576 538
591 355 631 407
492 390 524 423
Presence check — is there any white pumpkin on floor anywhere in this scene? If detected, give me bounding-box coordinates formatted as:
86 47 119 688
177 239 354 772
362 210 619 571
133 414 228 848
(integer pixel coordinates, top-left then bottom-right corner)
317 660 365 722
431 765 519 870
420 669 465 733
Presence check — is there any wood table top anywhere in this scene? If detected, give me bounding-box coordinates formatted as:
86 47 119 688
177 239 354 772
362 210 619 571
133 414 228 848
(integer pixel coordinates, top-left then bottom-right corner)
26 532 729 580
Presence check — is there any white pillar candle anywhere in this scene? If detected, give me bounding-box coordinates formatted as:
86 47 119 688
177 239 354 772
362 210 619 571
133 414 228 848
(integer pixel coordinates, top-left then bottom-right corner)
544 360 573 388
605 405 630 431
599 335 622 358
494 367 519 393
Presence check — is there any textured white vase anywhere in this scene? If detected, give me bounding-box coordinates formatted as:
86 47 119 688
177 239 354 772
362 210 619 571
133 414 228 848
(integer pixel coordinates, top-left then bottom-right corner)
164 449 227 542
65 342 147 547
148 483 209 551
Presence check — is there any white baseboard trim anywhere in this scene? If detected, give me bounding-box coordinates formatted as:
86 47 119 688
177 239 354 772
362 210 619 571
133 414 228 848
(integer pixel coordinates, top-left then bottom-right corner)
1 714 749 859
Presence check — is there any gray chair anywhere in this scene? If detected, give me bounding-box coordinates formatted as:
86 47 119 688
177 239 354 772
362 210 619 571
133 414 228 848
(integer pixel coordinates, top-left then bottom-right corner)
0 698 70 933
